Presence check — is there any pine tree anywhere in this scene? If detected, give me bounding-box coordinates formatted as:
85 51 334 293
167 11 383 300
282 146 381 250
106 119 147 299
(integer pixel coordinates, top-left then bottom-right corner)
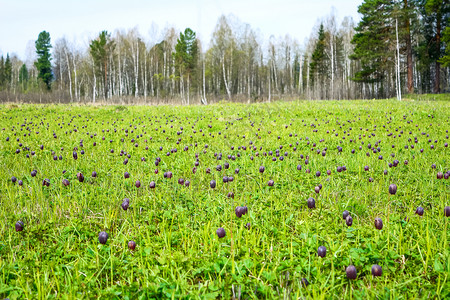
174 28 198 102
310 24 327 85
90 31 115 99
350 0 395 97
439 26 450 66
402 0 415 94
418 0 449 93
35 31 53 90
174 29 198 77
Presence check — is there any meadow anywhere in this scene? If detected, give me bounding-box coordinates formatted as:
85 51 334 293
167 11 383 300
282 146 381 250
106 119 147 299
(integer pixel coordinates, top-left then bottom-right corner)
0 99 449 299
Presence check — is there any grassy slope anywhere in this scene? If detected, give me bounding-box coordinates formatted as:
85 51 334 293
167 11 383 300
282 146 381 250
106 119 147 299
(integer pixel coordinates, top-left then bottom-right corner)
0 99 449 299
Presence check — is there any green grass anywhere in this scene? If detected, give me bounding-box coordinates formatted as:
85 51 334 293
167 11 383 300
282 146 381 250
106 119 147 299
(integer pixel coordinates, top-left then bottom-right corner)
407 93 450 101
0 99 449 299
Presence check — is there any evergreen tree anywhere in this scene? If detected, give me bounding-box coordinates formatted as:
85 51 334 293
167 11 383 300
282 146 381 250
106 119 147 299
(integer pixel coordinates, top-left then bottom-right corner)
0 56 4 89
174 28 198 102
19 64 29 91
401 0 416 94
90 31 115 99
417 0 449 93
350 0 395 97
439 26 450 66
174 29 198 79
4 53 12 89
35 31 53 90
310 24 327 86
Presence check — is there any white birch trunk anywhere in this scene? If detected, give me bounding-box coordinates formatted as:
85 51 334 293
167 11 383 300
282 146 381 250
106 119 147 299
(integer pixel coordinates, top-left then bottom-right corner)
268 63 271 102
396 19 401 100
118 47 123 96
331 40 334 99
298 54 303 94
306 57 310 98
187 73 190 105
132 40 139 97
144 50 147 101
150 56 154 97
72 54 78 101
222 57 231 100
202 57 207 104
93 73 96 104
65 51 72 101
180 69 185 104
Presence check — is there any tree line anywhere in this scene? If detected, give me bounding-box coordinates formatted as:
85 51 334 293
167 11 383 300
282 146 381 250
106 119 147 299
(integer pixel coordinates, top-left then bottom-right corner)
0 0 448 104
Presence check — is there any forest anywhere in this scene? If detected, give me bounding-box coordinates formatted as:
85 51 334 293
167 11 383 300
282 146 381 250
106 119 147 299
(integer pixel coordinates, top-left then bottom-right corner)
0 0 449 104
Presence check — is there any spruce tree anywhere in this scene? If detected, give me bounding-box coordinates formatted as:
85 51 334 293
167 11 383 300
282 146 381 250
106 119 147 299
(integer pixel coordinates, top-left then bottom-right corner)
35 31 53 90
310 24 327 86
19 64 29 91
4 54 12 88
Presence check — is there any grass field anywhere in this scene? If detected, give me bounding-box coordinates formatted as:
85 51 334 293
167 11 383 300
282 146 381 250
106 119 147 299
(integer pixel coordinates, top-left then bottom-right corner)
0 99 449 299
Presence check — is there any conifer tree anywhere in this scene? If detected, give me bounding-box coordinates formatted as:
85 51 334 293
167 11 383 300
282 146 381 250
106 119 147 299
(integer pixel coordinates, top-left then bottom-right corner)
174 28 198 103
310 24 327 85
0 56 4 89
440 26 450 66
19 64 29 91
35 31 53 90
4 54 12 89
90 31 115 99
350 0 395 97
418 0 450 93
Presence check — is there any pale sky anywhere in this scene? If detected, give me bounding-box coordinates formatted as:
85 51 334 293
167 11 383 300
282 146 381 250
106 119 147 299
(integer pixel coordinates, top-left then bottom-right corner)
0 0 362 60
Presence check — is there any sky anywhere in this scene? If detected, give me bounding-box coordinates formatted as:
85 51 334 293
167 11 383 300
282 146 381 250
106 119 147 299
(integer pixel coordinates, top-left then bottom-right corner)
0 0 362 61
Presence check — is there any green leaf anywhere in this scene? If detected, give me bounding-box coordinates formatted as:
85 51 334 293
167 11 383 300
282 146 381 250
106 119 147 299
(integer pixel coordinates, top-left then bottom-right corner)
434 258 444 272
